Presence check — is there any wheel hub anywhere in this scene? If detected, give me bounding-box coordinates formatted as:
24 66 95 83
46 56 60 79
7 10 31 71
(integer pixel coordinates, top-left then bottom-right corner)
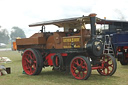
104 62 108 68
30 59 34 65
77 66 82 71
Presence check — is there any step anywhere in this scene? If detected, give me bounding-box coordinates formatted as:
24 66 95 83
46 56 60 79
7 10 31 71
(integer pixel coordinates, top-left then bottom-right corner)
103 52 114 54
104 49 113 51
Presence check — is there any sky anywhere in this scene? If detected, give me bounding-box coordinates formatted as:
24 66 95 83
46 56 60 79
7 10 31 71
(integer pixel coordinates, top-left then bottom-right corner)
0 0 128 37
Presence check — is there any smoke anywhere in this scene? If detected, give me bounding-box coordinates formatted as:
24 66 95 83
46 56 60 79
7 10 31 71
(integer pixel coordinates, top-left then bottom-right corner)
114 9 126 20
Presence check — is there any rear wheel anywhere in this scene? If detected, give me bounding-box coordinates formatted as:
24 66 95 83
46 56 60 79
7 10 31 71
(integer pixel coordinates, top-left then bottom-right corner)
35 50 43 74
70 56 91 80
22 48 42 75
97 54 117 76
119 53 128 65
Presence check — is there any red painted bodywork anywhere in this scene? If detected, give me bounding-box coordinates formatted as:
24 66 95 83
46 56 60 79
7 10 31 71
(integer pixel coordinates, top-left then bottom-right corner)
45 53 68 66
123 46 128 49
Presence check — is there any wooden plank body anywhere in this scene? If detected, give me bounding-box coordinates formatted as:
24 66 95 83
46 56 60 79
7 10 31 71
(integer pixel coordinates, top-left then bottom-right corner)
16 37 46 45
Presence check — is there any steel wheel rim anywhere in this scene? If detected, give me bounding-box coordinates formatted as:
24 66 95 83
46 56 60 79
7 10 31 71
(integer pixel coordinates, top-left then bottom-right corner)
98 55 114 75
22 50 37 75
71 57 88 79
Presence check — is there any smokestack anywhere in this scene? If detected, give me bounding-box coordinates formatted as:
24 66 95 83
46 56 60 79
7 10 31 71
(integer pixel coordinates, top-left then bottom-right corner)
89 13 97 39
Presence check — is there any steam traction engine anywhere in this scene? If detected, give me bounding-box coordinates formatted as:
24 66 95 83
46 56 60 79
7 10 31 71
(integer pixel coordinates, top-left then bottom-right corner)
13 14 117 80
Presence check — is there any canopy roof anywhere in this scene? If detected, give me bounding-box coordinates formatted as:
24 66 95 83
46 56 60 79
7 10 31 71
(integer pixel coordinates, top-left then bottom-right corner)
97 19 128 24
29 14 128 29
29 15 101 27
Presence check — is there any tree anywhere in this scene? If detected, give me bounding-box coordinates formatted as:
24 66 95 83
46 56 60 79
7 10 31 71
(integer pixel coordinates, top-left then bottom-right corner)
0 28 10 44
10 26 26 40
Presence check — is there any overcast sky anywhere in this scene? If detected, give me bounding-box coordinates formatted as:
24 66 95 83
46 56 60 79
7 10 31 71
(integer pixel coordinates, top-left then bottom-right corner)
0 0 128 37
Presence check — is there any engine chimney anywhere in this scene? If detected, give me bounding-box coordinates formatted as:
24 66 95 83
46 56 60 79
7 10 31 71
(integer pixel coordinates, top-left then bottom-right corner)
89 13 97 39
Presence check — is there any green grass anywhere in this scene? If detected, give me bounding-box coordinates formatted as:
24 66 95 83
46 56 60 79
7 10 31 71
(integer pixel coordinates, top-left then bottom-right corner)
0 51 128 85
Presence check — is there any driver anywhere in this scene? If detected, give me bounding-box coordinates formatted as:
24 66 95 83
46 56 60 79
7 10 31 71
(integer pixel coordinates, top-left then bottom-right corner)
67 29 74 36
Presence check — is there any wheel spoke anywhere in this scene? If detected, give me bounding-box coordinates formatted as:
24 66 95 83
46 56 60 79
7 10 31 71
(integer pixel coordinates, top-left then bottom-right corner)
25 65 30 70
24 57 30 63
76 59 80 66
108 64 113 68
33 60 37 64
76 71 81 77
82 71 87 77
72 66 77 70
107 59 111 62
80 60 84 65
107 67 110 74
29 65 32 74
24 62 30 67
82 62 87 69
79 72 83 78
73 60 77 65
29 52 33 59
24 54 33 59
29 53 33 59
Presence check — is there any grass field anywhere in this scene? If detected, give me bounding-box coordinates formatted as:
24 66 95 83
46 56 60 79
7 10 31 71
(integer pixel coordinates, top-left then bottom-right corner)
0 51 128 85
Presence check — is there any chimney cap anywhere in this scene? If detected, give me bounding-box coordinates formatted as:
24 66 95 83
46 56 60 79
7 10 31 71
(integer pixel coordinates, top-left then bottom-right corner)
89 13 97 17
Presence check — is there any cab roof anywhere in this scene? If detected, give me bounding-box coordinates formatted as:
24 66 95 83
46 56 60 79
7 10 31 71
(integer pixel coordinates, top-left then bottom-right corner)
29 15 101 27
97 19 128 24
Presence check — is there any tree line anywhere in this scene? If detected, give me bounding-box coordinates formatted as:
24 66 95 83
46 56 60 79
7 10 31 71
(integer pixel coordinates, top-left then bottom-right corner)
0 26 26 44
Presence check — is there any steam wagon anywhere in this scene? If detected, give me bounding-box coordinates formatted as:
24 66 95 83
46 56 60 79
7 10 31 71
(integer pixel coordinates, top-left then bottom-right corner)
97 19 128 65
13 14 117 80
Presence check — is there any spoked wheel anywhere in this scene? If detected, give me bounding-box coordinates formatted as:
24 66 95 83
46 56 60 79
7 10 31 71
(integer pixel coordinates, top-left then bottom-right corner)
22 48 43 75
97 54 117 76
70 56 91 80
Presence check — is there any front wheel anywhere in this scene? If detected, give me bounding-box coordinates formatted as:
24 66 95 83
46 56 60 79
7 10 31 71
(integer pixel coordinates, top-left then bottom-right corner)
70 56 91 80
97 54 117 76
